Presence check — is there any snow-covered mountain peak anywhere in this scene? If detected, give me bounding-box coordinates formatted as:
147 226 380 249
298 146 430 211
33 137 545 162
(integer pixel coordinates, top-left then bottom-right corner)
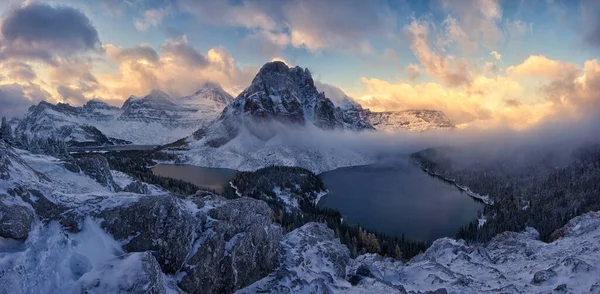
145 89 171 101
196 81 223 92
83 99 118 111
184 83 233 105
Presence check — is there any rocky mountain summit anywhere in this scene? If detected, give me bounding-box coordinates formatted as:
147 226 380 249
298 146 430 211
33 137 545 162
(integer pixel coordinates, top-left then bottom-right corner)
193 61 373 147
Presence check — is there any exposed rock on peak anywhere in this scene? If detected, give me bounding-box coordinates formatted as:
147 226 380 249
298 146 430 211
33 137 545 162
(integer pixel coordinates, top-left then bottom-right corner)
191 61 373 147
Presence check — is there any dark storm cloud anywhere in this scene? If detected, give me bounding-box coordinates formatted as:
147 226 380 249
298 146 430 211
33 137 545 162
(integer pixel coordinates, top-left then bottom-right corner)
0 83 50 117
0 3 101 64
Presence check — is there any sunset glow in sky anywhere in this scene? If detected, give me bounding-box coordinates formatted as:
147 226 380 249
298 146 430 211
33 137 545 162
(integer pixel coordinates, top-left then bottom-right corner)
1 0 600 128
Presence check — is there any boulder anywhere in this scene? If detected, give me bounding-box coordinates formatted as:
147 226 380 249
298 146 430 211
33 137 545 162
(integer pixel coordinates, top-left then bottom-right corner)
75 155 119 191
0 198 34 240
123 181 150 194
99 195 199 273
179 196 282 294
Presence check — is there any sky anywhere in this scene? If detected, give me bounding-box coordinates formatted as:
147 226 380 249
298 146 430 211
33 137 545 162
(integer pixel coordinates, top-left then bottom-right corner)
0 0 600 129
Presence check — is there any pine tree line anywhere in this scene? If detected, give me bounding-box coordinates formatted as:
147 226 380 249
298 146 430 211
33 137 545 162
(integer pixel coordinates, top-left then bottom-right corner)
413 144 600 244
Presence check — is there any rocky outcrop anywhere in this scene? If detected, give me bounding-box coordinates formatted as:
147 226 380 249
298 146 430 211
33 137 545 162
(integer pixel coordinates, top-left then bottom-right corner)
0 198 34 240
179 195 282 294
123 180 150 194
99 195 199 274
75 155 120 191
73 252 169 294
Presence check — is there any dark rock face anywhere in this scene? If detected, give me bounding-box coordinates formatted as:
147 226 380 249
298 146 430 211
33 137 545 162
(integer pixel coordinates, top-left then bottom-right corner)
123 181 150 194
313 94 342 130
196 61 373 145
532 269 557 284
99 195 199 273
0 199 34 240
16 188 82 233
75 155 120 191
74 252 168 294
179 195 282 294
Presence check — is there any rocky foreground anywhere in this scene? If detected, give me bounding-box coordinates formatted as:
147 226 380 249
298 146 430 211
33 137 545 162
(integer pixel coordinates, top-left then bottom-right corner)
1 141 600 293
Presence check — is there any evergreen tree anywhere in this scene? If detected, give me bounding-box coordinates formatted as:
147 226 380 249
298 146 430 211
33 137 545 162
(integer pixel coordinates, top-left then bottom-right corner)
0 117 13 143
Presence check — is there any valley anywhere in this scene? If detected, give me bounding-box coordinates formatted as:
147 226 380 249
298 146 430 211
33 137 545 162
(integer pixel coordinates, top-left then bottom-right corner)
2 60 600 293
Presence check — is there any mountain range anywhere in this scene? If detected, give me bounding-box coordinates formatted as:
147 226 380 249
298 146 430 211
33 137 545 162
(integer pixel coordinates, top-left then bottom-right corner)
10 61 454 151
12 83 234 146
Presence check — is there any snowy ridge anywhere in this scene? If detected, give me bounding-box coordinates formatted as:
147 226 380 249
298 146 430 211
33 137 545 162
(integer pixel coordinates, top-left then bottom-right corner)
364 109 455 132
14 84 233 146
240 216 600 293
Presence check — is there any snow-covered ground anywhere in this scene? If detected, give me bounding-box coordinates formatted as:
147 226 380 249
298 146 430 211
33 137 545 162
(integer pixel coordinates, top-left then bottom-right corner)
4 140 600 293
240 214 600 293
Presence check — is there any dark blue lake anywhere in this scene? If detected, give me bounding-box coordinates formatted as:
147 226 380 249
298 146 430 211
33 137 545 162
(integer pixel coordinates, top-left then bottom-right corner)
318 159 484 241
152 159 484 241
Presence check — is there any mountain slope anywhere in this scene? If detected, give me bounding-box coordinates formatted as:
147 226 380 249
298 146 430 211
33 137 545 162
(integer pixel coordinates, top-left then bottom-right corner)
179 62 376 173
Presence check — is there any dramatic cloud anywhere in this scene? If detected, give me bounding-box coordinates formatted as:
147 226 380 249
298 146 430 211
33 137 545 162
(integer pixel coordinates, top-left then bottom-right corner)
439 0 502 50
48 58 99 93
314 81 348 105
0 83 51 117
506 55 579 80
97 37 258 100
353 54 600 129
404 19 472 87
57 85 87 105
3 61 37 81
281 0 397 53
105 44 160 64
177 0 277 31
161 36 208 67
0 3 101 64
178 0 397 54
